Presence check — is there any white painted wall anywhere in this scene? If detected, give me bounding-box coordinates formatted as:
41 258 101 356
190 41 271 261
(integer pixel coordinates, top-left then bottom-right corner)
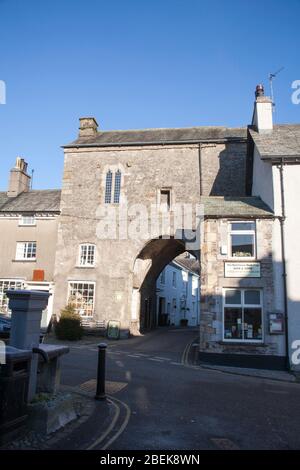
252 143 300 367
278 165 300 367
156 261 200 327
252 147 284 315
252 146 274 209
252 100 273 132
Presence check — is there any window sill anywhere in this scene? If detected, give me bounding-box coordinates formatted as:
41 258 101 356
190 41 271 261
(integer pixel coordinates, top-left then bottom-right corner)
75 265 95 269
18 224 37 227
227 258 257 262
219 341 265 347
12 259 37 263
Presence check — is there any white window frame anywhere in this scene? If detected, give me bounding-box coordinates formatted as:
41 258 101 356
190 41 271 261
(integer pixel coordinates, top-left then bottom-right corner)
78 243 96 267
172 271 177 288
67 281 96 318
0 279 25 314
19 215 36 226
160 270 165 285
222 288 263 343
228 221 256 260
192 276 198 297
15 241 37 260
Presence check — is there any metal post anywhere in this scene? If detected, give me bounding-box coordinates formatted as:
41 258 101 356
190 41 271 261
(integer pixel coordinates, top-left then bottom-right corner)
95 343 107 400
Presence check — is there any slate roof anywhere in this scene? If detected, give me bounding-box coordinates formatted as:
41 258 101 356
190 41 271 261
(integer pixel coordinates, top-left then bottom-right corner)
173 254 200 275
249 124 300 161
0 192 271 217
0 190 61 213
200 196 273 217
64 126 247 148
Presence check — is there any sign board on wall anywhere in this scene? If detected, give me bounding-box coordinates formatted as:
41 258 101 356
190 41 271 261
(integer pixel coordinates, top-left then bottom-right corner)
107 320 120 339
224 262 261 278
269 313 285 334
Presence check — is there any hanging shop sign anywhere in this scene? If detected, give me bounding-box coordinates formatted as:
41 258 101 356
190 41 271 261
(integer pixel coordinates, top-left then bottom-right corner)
224 262 261 278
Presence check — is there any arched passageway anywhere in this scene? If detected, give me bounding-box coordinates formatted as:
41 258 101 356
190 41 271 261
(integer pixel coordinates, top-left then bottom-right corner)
132 238 200 333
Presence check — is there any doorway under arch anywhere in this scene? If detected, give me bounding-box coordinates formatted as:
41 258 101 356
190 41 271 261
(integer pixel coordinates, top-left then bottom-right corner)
131 238 200 333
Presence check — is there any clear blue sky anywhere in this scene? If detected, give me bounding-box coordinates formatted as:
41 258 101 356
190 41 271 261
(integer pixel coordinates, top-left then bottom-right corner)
0 0 299 190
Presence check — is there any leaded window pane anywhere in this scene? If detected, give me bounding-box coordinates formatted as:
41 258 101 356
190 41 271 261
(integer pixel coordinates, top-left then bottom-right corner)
114 170 121 204
105 171 113 203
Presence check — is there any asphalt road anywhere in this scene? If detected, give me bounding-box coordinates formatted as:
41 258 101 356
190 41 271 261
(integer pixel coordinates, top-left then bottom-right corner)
60 327 300 450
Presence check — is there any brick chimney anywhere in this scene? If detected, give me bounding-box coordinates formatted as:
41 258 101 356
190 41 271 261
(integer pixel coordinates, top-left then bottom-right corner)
7 157 31 197
79 117 98 137
252 84 273 133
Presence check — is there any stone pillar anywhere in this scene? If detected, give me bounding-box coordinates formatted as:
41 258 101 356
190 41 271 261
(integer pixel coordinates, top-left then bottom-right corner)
7 290 50 402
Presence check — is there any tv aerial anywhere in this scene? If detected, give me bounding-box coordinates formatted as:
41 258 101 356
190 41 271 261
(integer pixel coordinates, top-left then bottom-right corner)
269 66 284 112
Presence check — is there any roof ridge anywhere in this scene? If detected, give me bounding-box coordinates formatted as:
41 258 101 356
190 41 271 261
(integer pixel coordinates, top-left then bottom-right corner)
0 189 61 194
23 189 61 193
97 125 247 134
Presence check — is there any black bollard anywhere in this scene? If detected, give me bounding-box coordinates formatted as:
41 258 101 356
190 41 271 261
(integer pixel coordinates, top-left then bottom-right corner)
95 343 107 400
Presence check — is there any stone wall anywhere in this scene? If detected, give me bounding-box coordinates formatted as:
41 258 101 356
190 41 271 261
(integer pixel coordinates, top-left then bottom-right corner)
201 142 247 196
53 140 247 333
199 218 285 357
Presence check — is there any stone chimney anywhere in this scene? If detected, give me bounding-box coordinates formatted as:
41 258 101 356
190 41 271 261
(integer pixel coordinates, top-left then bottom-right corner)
7 157 31 197
79 117 98 137
252 84 273 133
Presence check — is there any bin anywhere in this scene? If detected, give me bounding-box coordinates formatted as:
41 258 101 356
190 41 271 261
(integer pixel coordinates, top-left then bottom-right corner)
0 346 32 444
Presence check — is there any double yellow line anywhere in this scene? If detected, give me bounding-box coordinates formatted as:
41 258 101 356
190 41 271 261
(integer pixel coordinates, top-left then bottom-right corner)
181 337 198 366
86 395 131 450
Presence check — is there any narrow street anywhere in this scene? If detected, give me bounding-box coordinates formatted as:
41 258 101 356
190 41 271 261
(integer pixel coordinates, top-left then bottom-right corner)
59 328 300 450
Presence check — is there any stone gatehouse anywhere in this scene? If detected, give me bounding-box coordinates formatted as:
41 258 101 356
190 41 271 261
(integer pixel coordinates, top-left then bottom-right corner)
49 111 285 368
2 86 297 370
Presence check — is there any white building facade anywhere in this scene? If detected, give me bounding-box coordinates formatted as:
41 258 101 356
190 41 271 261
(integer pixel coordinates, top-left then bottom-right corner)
249 85 300 370
156 255 200 327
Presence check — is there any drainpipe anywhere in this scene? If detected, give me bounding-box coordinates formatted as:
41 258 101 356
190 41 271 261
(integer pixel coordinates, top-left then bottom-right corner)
278 158 290 370
198 143 202 341
198 143 203 197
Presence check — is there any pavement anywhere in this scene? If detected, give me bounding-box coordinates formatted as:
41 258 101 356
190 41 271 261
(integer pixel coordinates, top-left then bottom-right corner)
47 326 300 450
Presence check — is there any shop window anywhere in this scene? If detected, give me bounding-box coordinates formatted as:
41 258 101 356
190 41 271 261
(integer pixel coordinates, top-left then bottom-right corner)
0 279 24 313
223 288 263 342
68 282 95 317
229 222 256 258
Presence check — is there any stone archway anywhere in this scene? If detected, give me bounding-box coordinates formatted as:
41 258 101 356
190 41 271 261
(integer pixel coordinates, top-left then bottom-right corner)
131 238 200 334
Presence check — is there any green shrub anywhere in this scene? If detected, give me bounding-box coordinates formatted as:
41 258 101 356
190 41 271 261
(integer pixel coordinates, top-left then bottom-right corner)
55 304 84 341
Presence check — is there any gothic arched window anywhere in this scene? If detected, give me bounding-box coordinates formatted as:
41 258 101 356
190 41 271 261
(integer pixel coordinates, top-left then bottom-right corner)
104 170 113 203
104 169 122 204
113 170 122 204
